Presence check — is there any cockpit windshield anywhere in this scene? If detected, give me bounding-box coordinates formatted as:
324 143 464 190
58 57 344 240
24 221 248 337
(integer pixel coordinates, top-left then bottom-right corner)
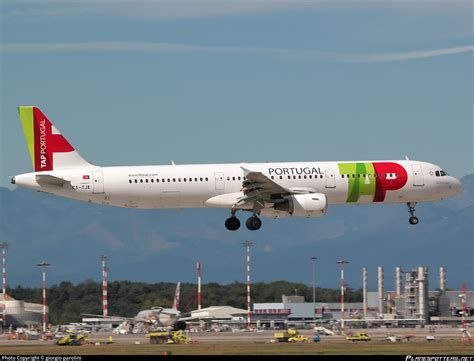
435 170 448 177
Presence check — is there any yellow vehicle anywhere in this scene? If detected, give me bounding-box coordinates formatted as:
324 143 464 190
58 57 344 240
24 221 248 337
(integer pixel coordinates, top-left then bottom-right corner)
56 331 89 346
147 330 192 344
346 333 371 342
288 335 310 343
274 329 309 342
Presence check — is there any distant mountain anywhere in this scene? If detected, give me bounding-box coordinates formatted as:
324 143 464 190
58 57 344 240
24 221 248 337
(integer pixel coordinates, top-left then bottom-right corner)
0 174 472 291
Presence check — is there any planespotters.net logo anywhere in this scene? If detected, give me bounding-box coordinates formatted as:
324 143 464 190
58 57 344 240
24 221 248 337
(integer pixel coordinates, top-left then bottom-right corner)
406 356 474 361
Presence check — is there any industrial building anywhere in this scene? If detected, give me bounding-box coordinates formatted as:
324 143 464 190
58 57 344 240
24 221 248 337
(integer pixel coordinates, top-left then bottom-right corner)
251 266 473 328
0 294 45 328
366 265 474 324
253 294 370 329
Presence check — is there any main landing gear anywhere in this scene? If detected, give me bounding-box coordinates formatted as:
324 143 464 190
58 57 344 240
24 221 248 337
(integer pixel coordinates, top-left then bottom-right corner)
225 210 262 231
225 216 240 231
407 202 419 225
246 216 262 231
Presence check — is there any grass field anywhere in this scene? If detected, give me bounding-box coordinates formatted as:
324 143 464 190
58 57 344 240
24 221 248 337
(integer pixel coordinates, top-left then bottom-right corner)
0 340 473 355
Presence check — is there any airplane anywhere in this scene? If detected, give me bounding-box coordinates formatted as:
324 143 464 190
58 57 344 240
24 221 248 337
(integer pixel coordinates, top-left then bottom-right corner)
83 283 186 331
133 282 185 330
11 106 463 231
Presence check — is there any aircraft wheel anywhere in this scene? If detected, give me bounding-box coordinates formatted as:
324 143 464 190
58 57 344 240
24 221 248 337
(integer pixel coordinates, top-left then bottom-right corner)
409 216 419 225
225 217 240 231
246 216 262 231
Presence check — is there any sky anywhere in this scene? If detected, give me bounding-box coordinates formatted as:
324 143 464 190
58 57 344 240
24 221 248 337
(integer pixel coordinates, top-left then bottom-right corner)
0 0 473 187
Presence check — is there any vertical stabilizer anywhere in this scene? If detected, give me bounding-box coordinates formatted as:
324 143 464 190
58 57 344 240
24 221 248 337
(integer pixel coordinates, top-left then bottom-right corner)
172 282 181 311
17 106 91 172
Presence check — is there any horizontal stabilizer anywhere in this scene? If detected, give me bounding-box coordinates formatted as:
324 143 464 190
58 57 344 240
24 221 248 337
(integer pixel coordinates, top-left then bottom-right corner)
35 174 70 187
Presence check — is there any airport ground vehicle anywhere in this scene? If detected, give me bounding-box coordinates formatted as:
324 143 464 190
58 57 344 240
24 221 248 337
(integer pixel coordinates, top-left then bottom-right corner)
386 334 402 342
289 334 310 342
56 331 89 346
346 333 371 342
147 330 192 344
274 329 310 343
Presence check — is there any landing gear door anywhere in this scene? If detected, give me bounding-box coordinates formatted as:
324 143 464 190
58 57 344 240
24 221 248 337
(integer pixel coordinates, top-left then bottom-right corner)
215 172 225 191
93 171 105 194
411 164 424 186
325 169 336 188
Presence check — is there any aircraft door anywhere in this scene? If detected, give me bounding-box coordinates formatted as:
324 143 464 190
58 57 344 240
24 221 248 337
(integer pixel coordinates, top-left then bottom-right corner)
325 169 336 188
215 172 225 191
411 164 424 186
92 171 105 194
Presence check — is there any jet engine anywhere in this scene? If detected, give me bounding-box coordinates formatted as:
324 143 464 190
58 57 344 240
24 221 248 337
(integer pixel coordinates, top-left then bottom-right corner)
273 193 327 217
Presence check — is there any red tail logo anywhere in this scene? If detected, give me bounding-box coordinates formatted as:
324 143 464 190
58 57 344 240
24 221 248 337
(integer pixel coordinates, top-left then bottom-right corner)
33 107 74 171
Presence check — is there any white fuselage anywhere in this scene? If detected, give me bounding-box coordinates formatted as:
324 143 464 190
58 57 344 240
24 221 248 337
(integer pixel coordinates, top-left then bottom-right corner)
13 160 463 215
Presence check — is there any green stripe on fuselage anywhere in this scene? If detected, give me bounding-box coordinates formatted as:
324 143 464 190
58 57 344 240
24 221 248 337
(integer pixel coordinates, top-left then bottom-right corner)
17 106 35 169
338 162 376 202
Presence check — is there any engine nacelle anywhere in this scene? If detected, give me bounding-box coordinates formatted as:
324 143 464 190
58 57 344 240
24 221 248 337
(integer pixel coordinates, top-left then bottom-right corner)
274 193 327 218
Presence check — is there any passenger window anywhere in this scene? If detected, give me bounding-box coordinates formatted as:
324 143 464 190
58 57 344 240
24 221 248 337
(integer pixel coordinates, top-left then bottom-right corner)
293 175 296 179
183 178 186 182
173 178 176 182
233 177 236 181
280 176 283 179
167 179 170 182
271 176 274 180
178 178 181 182
151 179 154 183
189 178 192 182
129 180 132 183
288 176 291 180
145 179 149 183
194 178 198 182
304 175 307 179
134 179 137 183
205 177 209 181
352 174 355 178
200 178 203 181
140 179 143 183
298 175 301 179
309 175 312 179
238 177 241 181
227 177 230 181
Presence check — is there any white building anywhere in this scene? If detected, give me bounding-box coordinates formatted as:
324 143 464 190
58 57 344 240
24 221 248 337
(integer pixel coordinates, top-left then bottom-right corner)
0 294 44 328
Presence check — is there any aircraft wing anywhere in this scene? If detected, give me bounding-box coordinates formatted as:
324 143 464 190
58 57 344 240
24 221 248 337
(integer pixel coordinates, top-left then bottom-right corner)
80 313 131 320
235 167 289 207
235 167 315 208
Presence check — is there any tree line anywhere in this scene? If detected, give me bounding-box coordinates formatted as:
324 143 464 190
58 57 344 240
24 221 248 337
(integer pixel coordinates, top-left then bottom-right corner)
8 280 362 324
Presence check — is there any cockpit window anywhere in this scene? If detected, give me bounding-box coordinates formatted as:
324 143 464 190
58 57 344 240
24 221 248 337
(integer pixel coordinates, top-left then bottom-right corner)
440 170 447 176
435 171 440 177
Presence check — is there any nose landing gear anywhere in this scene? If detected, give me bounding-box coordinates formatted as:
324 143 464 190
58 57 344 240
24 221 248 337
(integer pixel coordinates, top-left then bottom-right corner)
407 202 419 225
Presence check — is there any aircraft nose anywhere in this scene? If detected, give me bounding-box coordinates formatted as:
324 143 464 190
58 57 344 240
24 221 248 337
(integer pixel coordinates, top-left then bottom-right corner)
454 178 464 195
